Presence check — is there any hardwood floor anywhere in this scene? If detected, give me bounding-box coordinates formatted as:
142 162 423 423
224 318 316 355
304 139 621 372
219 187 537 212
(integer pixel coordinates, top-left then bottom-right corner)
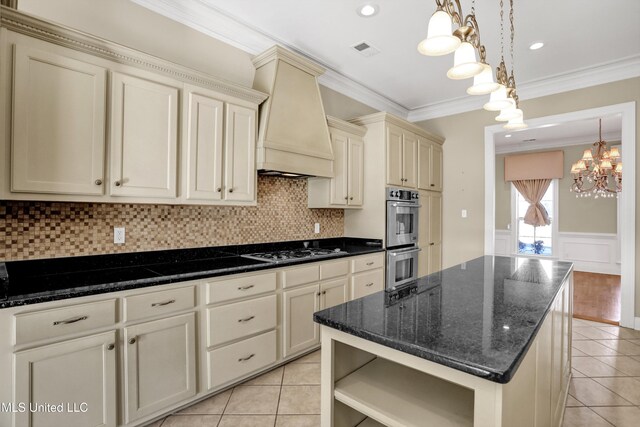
573 271 621 325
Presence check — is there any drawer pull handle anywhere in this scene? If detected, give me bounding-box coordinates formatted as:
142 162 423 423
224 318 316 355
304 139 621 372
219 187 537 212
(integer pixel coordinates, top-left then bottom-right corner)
238 354 255 362
107 343 115 351
365 282 374 287
366 262 374 266
53 315 88 326
238 316 255 323
151 299 176 307
128 338 136 345
238 285 254 291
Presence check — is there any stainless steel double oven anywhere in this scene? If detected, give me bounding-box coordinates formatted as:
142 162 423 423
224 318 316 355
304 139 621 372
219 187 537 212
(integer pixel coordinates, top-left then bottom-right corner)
385 187 421 290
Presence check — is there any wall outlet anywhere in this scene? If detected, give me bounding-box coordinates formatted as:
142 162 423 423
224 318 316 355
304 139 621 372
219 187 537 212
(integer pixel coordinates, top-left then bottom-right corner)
114 227 125 244
461 209 468 218
314 223 320 234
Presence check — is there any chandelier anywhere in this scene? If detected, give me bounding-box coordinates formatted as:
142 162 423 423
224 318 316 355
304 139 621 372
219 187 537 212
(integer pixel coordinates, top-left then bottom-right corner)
417 0 527 129
570 119 622 198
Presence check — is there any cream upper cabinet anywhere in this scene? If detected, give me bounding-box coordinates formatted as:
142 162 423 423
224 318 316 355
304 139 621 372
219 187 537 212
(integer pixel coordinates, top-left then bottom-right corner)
224 103 256 202
110 71 179 198
123 313 197 423
307 117 366 208
14 331 117 427
11 44 107 196
183 86 224 201
386 123 404 187
418 138 443 192
386 124 418 189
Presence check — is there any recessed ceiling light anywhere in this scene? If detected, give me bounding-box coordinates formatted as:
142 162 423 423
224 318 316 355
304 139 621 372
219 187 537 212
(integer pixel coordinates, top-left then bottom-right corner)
529 41 544 50
505 134 512 138
358 4 379 17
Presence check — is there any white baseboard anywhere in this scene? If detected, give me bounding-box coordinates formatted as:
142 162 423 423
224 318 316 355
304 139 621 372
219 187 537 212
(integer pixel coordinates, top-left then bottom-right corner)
494 231 620 275
634 317 640 331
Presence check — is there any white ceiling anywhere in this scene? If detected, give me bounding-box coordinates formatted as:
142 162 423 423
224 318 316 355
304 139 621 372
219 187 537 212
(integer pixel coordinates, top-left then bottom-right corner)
135 0 640 121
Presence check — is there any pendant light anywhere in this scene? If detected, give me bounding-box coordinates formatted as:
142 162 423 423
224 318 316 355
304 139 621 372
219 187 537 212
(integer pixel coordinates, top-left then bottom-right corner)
502 0 527 129
417 8 461 56
503 115 528 130
483 83 513 111
495 105 522 121
467 62 500 95
447 40 483 79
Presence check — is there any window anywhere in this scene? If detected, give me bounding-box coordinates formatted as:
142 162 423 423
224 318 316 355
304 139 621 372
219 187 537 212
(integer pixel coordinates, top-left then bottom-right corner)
513 180 556 256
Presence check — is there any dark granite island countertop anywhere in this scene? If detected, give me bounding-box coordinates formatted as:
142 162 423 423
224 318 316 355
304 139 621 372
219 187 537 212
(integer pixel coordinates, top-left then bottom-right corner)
314 255 573 384
315 256 574 427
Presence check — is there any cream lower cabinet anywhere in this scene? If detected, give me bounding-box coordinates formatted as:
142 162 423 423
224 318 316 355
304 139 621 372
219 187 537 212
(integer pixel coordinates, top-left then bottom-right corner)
13 331 117 427
123 313 197 423
321 278 348 309
418 190 443 275
308 117 366 209
283 283 321 357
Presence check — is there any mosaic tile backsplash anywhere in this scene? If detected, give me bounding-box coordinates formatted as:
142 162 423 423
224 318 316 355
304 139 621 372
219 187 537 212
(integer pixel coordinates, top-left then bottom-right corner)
1 176 344 261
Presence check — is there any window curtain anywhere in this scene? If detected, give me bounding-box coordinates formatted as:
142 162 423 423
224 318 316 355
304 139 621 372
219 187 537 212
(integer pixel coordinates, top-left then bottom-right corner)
512 179 552 227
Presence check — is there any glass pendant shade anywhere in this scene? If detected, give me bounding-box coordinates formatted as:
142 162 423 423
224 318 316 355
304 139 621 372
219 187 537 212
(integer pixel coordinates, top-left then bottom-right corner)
571 163 579 174
582 149 593 161
446 42 484 79
417 10 461 56
600 159 612 170
483 85 514 111
610 147 621 160
615 163 623 173
576 160 586 171
466 63 500 95
495 106 522 122
503 113 528 130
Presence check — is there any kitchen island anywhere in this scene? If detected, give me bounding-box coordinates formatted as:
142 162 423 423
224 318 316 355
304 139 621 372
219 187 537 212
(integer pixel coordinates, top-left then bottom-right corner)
314 255 573 427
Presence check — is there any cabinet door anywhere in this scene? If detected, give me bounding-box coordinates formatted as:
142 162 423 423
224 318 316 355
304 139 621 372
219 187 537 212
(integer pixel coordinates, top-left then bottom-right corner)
184 86 224 201
14 331 116 427
551 295 564 426
321 277 348 309
110 72 178 198
329 132 348 205
11 44 106 195
417 139 432 190
283 284 320 357
430 143 443 191
427 192 443 274
124 313 197 423
386 124 404 186
402 131 418 188
347 137 364 206
224 103 256 202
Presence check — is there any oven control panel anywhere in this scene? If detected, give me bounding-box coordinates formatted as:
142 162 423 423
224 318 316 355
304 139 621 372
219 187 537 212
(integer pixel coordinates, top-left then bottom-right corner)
387 187 419 201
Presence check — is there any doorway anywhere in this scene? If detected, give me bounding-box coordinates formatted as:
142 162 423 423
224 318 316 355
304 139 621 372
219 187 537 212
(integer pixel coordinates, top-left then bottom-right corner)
483 102 636 329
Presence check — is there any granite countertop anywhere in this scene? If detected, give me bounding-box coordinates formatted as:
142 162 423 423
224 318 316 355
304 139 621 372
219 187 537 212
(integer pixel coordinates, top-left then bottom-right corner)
0 237 383 308
314 255 573 384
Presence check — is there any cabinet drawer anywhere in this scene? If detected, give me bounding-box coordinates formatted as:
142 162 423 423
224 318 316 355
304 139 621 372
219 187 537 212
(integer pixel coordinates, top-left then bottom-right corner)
207 330 276 389
124 286 195 322
207 295 276 347
207 272 276 304
351 269 384 299
283 265 320 289
320 260 349 280
352 253 384 273
15 299 117 345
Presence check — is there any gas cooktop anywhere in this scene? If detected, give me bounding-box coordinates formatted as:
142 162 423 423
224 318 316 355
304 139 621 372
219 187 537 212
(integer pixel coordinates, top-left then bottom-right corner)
241 248 347 263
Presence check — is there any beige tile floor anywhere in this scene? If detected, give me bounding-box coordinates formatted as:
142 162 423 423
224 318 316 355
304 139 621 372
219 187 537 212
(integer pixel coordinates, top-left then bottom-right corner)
563 318 640 427
147 318 640 427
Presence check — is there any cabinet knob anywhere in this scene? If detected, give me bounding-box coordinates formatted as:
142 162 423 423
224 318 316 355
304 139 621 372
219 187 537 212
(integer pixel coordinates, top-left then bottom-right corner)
217 187 222 192
95 179 103 186
344 197 348 200
316 292 321 296
229 188 234 193
114 180 122 187
128 337 136 344
322 291 326 295
429 242 435 246
107 343 115 351
350 197 353 200
430 184 435 187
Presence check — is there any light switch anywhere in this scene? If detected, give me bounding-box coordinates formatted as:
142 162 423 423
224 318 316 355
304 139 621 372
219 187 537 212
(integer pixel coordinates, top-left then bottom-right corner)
461 209 467 218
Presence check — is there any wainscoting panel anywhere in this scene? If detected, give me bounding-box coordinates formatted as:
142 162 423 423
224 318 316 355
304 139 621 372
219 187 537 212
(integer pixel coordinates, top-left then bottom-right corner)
493 230 620 275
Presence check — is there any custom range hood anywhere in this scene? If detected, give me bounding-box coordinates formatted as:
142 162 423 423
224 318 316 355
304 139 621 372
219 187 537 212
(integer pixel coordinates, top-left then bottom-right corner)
252 46 333 178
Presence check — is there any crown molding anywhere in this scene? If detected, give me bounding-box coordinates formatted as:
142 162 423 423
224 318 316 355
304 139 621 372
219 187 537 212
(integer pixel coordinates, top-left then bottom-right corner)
408 55 640 122
349 112 445 143
326 116 367 137
495 131 622 154
132 0 640 123
0 5 268 104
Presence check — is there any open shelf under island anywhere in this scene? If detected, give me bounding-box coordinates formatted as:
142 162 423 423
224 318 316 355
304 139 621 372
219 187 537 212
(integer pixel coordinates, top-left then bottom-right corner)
314 255 573 427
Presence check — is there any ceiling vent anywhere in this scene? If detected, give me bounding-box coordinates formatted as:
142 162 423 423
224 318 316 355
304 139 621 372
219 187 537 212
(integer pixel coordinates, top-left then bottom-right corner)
351 41 380 57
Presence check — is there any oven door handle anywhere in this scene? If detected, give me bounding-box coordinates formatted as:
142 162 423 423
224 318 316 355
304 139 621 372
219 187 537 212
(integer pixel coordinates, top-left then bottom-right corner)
391 202 422 208
388 247 422 257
